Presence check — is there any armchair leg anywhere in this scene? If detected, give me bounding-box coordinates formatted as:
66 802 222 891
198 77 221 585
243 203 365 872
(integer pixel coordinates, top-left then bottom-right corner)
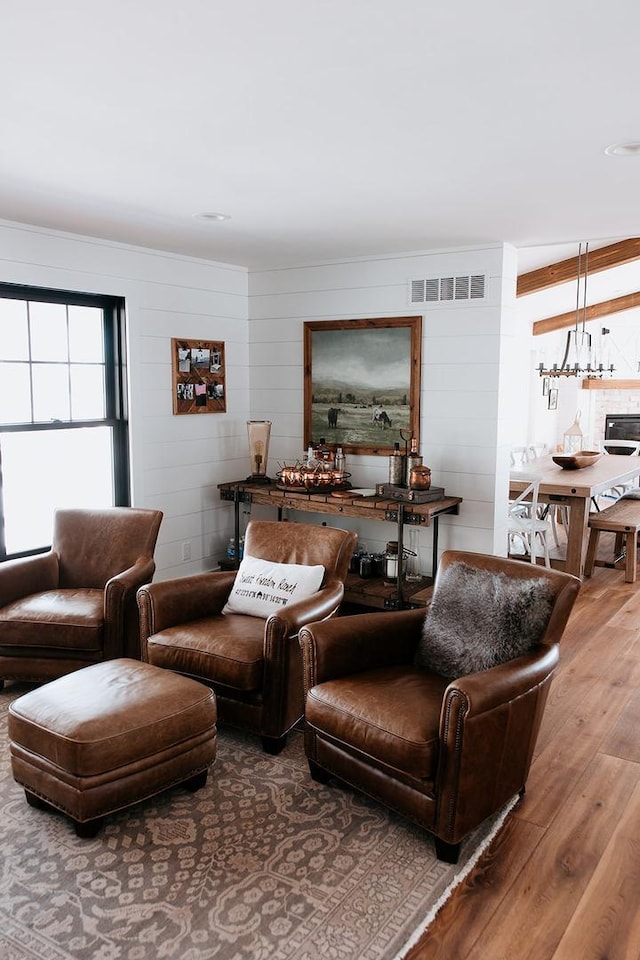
261 734 288 755
434 837 461 864
184 769 208 792
307 759 332 784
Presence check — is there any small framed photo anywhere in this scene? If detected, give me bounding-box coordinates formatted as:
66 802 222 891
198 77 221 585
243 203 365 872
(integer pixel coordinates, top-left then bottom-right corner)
171 338 226 414
548 388 558 411
542 377 550 396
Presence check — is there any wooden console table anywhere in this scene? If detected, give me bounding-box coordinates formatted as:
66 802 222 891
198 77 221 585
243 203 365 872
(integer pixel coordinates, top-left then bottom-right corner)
218 480 462 609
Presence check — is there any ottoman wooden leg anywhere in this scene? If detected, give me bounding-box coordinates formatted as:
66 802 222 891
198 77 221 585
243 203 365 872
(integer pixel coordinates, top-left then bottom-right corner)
25 789 52 812
26 789 102 838
74 818 103 839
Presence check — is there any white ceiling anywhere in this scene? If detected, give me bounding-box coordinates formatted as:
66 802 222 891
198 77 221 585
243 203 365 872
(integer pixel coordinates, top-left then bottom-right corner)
2 0 640 280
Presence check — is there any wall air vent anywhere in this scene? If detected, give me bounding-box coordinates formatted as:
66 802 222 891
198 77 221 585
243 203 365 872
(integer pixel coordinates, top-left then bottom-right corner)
409 274 486 305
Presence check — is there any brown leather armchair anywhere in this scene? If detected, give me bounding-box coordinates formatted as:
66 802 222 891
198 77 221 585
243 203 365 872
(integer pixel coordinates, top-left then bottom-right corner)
0 507 163 686
298 550 580 862
138 519 357 754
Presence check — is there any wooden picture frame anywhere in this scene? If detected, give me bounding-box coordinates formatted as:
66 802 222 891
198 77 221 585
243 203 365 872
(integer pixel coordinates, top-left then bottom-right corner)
548 387 558 411
172 338 226 415
303 316 422 455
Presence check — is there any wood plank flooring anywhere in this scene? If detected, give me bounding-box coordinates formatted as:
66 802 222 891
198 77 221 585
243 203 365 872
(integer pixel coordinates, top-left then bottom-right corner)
407 550 640 960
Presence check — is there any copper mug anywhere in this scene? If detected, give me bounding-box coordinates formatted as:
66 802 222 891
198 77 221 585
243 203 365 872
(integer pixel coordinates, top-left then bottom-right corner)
409 465 431 490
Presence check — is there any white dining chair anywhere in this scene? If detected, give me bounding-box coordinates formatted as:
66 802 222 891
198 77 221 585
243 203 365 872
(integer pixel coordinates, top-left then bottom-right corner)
509 448 533 522
508 471 552 568
528 442 567 547
600 440 640 501
528 442 548 459
510 446 530 468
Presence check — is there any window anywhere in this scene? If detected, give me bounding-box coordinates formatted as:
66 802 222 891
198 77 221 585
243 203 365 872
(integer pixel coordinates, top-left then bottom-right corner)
0 284 129 559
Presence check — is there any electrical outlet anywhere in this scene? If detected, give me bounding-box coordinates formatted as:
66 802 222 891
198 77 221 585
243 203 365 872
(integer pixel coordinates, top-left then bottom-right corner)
181 541 191 561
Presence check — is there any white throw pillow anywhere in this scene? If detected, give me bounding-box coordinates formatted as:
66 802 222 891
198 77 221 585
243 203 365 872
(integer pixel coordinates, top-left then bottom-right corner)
222 554 325 618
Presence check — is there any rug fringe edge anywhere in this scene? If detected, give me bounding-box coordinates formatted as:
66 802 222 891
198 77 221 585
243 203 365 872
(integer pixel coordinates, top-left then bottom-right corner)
391 794 519 960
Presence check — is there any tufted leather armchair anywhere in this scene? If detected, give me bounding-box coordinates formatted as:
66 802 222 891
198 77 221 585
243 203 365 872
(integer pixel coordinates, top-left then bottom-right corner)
0 507 163 686
137 520 357 754
298 550 580 862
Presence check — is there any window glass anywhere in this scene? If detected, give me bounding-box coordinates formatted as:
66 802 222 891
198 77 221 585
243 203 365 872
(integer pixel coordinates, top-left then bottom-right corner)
0 285 129 560
68 306 104 362
29 302 68 362
0 300 29 359
31 363 70 422
70 365 105 420
1 427 115 554
0 362 31 423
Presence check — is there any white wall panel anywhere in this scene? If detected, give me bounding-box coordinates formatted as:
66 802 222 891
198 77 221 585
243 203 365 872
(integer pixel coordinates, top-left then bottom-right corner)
422 306 503 337
425 334 502 366
249 244 505 299
422 363 500 391
422 389 499 421
0 219 246 294
249 340 301 366
425 418 498 449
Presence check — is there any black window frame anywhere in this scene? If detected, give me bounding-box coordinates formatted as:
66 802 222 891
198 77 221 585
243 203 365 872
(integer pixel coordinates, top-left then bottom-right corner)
0 282 130 560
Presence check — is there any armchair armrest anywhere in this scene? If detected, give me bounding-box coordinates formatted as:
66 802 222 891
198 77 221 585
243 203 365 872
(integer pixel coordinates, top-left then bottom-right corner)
261 580 347 742
137 570 237 638
266 579 343 639
435 643 560 844
442 643 560 722
299 607 426 690
105 556 158 619
0 551 59 607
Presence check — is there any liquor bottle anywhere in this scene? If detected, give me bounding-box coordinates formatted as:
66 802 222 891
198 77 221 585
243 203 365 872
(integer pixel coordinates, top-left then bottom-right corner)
316 438 334 467
405 437 423 485
388 442 405 486
384 541 399 582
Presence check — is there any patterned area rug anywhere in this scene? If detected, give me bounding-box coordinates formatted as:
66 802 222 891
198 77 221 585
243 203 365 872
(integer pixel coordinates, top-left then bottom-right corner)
0 684 514 960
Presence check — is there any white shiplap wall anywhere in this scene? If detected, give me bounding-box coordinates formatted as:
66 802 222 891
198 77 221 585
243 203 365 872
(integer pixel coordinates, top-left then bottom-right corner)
249 244 519 572
0 219 249 579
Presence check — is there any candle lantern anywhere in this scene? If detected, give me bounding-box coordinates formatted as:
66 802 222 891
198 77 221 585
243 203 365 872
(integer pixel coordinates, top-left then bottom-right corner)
562 412 583 454
246 420 272 482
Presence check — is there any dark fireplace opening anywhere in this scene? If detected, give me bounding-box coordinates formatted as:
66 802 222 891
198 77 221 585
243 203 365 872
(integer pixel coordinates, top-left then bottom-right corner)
605 414 640 454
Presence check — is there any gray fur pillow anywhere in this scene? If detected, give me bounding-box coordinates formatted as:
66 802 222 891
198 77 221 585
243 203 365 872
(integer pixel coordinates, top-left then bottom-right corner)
414 561 555 679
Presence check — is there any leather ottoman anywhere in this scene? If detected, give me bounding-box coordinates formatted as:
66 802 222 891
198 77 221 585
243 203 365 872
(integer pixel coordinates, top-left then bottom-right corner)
8 658 217 837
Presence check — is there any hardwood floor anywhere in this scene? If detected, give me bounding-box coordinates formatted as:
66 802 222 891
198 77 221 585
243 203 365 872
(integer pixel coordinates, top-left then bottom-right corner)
407 549 640 960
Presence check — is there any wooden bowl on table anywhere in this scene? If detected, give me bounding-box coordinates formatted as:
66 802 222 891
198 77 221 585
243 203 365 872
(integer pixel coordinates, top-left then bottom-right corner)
551 451 601 470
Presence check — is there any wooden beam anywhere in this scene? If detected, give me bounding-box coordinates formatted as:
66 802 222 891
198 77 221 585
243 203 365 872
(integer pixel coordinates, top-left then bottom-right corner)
533 291 640 336
517 239 640 297
581 379 640 390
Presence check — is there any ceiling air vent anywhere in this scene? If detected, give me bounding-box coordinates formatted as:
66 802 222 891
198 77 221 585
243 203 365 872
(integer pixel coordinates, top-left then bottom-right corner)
409 274 486 305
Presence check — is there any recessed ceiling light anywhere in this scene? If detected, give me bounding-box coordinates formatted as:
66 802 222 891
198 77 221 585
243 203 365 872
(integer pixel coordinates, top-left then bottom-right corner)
193 212 231 221
604 142 640 157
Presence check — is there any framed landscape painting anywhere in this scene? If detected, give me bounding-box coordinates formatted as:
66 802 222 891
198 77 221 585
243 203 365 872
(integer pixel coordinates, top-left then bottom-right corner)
303 316 422 455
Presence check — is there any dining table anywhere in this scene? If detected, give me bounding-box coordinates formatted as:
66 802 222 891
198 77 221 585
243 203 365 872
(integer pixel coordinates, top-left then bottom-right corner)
509 453 640 578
